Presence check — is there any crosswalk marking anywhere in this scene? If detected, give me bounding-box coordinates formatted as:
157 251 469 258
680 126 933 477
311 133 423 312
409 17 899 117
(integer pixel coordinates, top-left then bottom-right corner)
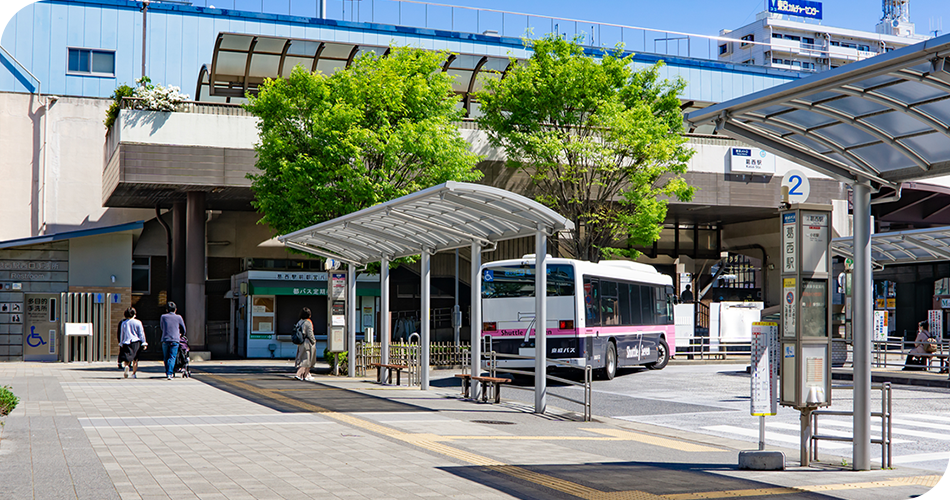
817 419 950 441
891 451 950 464
702 425 851 449
768 422 912 444
891 417 950 432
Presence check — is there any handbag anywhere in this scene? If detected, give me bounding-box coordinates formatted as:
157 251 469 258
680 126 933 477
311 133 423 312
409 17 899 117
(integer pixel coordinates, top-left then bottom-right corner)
924 337 938 354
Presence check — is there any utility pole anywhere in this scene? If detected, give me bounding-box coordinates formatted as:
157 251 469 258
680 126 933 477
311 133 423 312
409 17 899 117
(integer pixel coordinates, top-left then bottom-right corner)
141 0 150 80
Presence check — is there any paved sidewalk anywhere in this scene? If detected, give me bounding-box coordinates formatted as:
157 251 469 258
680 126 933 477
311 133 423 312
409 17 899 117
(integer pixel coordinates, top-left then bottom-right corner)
0 360 946 500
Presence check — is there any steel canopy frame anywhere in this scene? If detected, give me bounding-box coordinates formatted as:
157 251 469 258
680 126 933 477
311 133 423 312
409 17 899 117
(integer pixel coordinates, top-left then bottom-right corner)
685 32 950 472
278 181 574 415
832 225 950 266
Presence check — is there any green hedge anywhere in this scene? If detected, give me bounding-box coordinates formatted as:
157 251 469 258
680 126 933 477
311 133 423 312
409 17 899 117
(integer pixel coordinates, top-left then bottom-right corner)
323 349 348 374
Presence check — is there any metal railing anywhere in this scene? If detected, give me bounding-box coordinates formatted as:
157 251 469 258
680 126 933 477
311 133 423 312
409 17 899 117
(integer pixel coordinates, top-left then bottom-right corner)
870 336 950 372
355 340 470 384
809 383 892 469
173 0 865 67
676 339 753 360
485 351 592 422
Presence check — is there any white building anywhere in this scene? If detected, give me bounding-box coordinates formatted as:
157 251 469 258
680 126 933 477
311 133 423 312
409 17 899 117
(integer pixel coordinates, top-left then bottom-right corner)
718 0 929 72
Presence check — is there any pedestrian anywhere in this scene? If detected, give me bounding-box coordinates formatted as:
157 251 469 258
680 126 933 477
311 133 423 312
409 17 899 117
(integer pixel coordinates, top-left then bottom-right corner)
118 307 147 379
295 307 316 381
160 302 186 380
680 284 694 303
904 320 932 371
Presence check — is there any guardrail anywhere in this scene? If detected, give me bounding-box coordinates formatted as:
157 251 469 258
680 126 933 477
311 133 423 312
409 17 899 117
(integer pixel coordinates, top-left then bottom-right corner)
355 340 470 384
809 383 892 469
484 351 592 422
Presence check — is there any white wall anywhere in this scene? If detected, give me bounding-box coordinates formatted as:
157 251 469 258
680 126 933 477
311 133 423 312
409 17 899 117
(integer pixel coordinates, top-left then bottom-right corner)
0 92 153 242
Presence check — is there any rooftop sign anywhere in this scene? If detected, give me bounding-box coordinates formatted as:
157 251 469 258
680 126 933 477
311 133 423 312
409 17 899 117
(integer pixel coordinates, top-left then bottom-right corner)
768 0 822 20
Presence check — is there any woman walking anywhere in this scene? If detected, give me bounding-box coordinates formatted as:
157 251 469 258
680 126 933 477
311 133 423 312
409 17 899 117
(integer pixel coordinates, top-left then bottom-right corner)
118 307 147 378
295 307 316 381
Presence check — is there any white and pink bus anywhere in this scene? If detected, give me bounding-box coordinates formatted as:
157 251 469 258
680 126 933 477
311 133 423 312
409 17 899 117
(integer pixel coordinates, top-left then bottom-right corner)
480 256 675 379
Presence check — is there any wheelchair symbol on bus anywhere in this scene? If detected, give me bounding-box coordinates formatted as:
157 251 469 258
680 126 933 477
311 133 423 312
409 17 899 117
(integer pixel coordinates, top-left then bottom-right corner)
27 326 47 348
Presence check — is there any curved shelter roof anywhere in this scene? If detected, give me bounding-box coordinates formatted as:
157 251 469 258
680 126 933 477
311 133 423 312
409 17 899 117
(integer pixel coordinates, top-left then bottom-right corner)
685 33 950 190
277 182 574 265
832 225 950 267
195 32 515 112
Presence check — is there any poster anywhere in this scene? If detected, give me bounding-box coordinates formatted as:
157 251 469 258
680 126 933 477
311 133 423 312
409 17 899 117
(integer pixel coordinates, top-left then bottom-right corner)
783 278 796 337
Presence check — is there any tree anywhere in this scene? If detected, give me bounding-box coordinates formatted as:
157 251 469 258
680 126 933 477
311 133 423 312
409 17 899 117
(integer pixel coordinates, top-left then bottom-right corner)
477 35 695 262
245 47 482 237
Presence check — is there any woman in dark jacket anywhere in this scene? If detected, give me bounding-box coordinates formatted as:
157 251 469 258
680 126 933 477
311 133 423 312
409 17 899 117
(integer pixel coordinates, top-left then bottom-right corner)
294 307 316 381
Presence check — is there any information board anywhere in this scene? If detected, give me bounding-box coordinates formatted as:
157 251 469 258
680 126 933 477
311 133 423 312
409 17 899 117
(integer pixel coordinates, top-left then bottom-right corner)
751 322 779 416
873 310 888 342
929 310 943 339
783 278 796 337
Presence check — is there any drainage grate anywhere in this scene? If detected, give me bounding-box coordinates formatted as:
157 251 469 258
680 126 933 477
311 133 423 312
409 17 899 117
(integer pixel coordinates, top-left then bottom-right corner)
471 420 515 425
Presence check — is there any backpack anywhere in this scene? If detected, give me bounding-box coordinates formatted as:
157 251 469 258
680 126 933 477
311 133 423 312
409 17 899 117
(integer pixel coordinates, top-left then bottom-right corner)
291 321 305 345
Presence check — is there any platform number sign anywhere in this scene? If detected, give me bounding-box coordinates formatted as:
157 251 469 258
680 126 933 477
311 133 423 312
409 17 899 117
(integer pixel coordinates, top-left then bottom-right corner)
781 169 810 204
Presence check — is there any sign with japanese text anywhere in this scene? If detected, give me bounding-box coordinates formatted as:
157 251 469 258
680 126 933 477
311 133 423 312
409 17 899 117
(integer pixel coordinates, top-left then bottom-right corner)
730 148 776 174
782 213 797 273
768 0 822 20
751 322 779 416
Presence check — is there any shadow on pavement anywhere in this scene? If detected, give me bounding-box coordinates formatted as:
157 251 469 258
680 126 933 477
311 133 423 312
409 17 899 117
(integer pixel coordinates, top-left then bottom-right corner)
440 461 838 500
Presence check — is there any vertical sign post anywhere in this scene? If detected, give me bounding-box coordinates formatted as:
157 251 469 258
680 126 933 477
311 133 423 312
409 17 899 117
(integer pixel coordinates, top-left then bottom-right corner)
327 272 346 358
751 321 779 450
780 204 833 467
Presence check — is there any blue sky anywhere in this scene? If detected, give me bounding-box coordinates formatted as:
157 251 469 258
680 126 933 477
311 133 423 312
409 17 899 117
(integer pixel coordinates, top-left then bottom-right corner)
431 0 948 37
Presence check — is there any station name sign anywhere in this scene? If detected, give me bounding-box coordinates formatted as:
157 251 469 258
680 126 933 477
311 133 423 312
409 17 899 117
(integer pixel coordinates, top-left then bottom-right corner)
768 0 822 20
730 147 776 174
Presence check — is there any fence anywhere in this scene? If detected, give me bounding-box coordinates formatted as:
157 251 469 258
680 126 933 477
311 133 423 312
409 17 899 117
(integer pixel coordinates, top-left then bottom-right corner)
810 383 893 469
485 350 592 422
355 341 470 384
60 292 113 363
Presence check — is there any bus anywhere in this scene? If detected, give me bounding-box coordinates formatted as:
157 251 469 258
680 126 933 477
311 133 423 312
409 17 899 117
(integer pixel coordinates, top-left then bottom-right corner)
480 255 675 379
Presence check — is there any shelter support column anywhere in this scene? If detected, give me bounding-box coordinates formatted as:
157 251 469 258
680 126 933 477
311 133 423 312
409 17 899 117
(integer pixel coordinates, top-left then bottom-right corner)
185 192 206 349
171 202 186 305
535 227 547 414
348 263 356 378
381 256 390 383
852 182 872 470
470 242 482 399
421 249 431 390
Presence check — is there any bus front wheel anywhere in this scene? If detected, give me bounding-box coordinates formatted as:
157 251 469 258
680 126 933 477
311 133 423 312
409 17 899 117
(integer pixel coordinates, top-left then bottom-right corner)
601 341 617 380
647 338 670 370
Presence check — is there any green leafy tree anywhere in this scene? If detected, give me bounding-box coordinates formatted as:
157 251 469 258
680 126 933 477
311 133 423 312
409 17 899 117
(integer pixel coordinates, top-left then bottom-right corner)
477 35 695 261
245 47 482 236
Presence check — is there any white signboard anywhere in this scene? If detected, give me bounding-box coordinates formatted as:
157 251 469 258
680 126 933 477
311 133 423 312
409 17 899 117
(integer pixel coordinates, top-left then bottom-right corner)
64 323 93 336
873 310 888 342
730 147 776 174
941 298 950 309
929 310 943 338
782 212 797 273
782 169 810 204
330 273 346 300
751 322 779 416
783 278 796 338
800 212 828 274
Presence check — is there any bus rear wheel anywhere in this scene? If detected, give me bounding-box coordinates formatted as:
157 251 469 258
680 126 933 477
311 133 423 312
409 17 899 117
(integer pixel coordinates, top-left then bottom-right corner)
601 341 617 380
647 338 670 370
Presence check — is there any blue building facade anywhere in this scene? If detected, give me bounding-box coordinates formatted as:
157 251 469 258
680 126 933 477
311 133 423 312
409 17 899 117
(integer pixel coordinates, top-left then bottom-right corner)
2 0 805 103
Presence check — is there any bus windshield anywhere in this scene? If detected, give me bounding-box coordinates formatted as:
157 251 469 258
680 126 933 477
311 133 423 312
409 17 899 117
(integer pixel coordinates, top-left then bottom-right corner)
482 264 575 298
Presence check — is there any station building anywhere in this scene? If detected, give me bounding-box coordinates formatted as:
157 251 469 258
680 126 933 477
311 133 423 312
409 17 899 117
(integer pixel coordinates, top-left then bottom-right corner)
1 0 944 362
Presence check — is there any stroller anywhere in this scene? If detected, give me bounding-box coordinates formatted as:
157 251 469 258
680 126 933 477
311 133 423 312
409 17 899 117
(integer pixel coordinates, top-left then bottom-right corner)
176 333 191 378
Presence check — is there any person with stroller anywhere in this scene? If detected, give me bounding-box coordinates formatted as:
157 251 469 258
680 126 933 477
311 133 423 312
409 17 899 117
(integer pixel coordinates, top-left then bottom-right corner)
118 307 147 379
295 307 316 381
176 331 191 378
160 301 186 380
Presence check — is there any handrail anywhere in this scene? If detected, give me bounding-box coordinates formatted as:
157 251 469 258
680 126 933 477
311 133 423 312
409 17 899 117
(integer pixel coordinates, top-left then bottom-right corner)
810 382 892 469
486 351 592 422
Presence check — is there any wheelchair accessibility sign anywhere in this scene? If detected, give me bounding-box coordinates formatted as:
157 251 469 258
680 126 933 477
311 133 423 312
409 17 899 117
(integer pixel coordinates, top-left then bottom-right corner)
23 294 59 361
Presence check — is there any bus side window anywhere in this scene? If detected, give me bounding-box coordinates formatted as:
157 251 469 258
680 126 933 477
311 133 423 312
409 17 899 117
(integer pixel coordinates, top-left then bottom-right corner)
600 280 619 326
584 277 600 327
628 283 642 325
656 286 673 324
640 285 656 325
619 282 632 325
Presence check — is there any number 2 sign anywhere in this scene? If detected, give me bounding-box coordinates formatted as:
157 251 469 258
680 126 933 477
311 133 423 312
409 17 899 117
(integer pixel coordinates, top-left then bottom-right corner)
782 169 810 204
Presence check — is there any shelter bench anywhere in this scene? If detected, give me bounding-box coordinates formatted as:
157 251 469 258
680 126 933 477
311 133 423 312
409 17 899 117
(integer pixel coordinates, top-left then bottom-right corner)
454 373 472 398
370 363 409 386
471 375 511 403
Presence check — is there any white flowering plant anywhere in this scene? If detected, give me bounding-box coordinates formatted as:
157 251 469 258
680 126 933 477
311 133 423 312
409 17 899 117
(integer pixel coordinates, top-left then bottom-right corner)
130 76 190 111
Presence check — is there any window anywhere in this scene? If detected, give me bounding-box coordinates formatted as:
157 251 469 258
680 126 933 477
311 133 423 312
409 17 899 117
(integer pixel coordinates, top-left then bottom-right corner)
600 280 620 326
802 37 815 45
740 34 754 47
783 34 801 42
131 257 150 294
857 44 870 52
772 32 783 39
741 59 754 65
718 44 729 55
841 42 857 49
482 264 575 299
790 60 802 68
67 48 115 76
830 40 841 47
772 58 785 65
802 62 815 70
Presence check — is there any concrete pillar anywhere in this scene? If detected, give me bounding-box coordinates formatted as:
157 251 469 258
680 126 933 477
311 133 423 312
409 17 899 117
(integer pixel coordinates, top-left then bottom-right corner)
185 192 206 349
535 229 547 414
420 249 431 390
380 256 390 384
470 241 482 399
171 202 187 305
347 263 356 378
852 182 872 471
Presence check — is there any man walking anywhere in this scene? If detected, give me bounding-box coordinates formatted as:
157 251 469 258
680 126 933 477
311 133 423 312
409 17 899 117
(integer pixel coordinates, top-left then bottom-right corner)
160 302 186 380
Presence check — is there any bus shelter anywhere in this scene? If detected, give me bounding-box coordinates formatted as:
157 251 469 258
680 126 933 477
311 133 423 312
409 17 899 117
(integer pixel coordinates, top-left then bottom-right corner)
278 181 574 414
686 33 950 470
